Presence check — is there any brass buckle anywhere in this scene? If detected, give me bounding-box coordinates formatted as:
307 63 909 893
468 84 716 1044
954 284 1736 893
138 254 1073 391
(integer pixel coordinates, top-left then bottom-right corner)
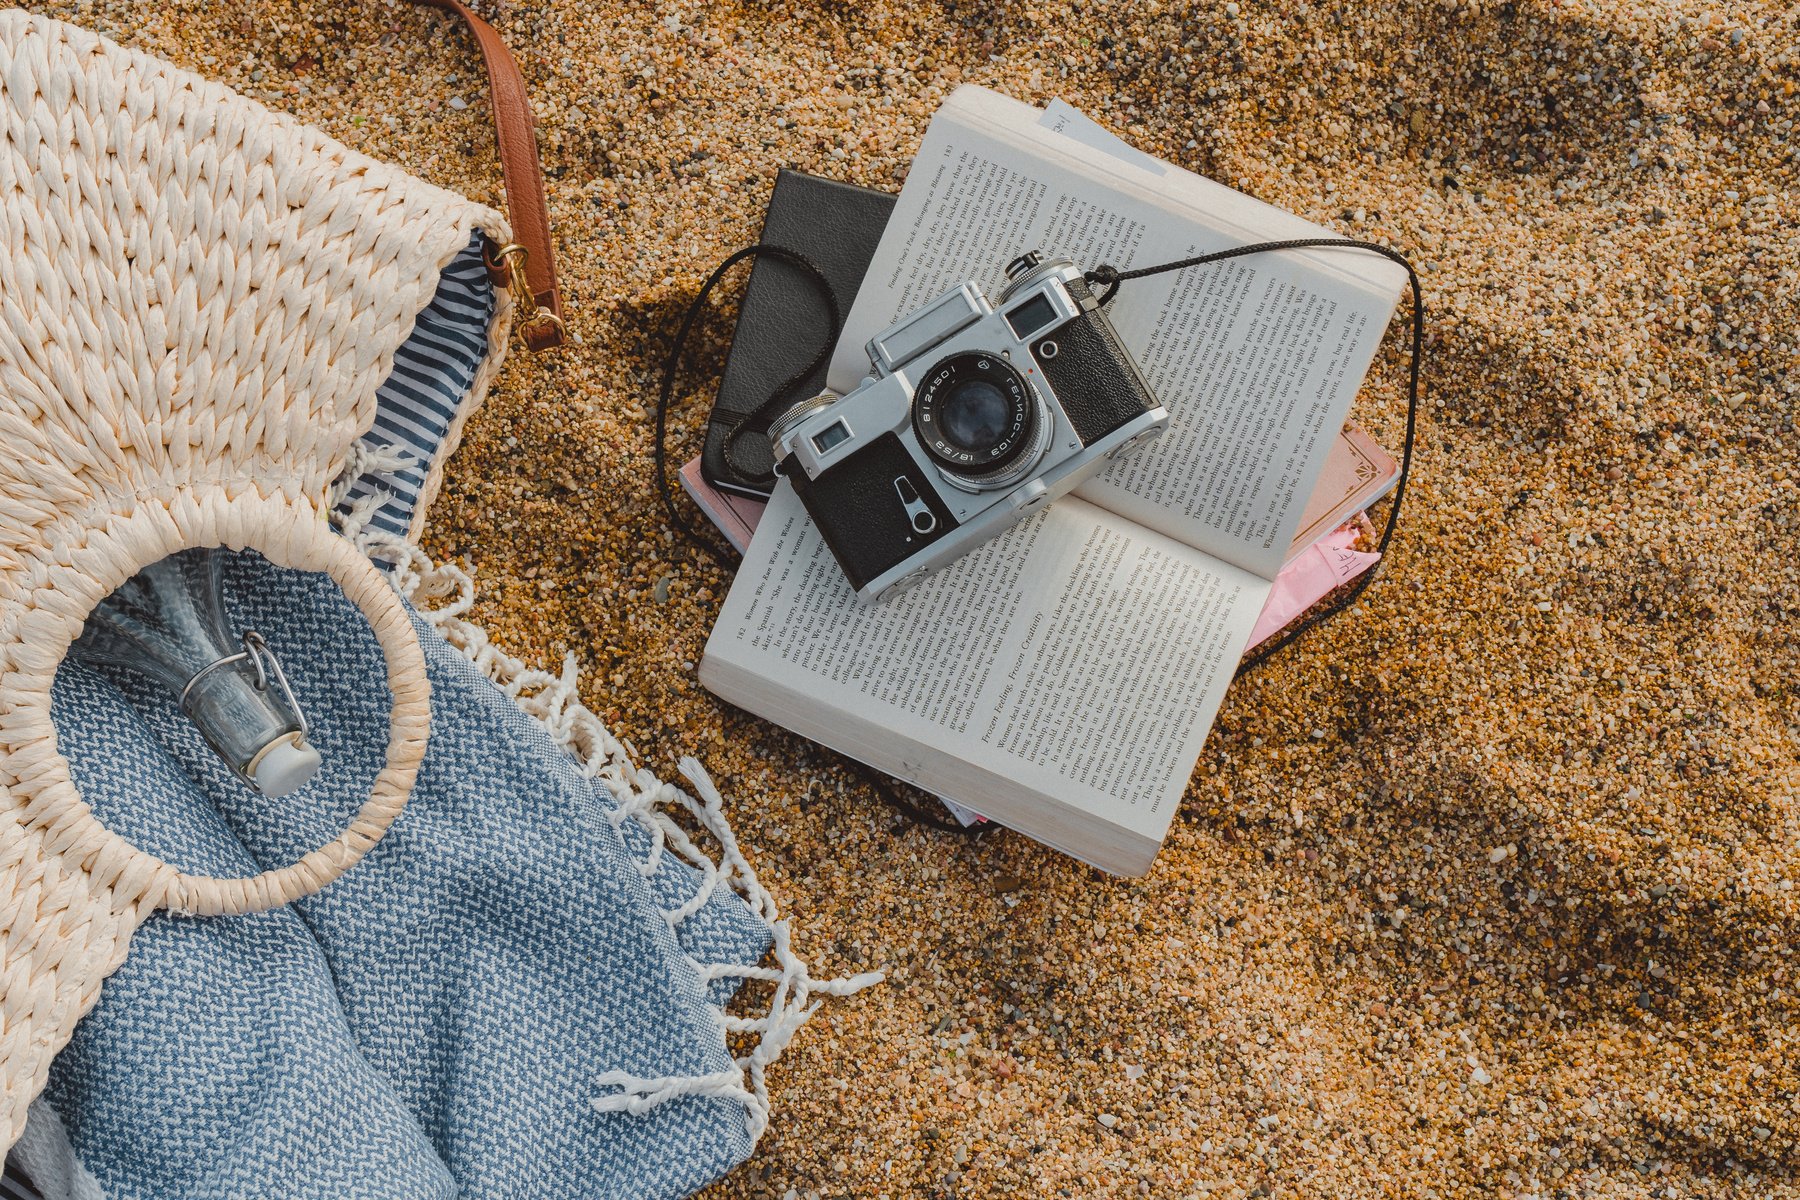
487 241 565 345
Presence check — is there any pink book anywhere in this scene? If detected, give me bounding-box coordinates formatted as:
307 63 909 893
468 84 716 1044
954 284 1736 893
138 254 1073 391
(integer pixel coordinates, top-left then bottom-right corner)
1284 424 1396 564
678 458 767 554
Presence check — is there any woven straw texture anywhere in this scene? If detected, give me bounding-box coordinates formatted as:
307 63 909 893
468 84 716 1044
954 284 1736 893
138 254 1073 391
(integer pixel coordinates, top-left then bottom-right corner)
0 9 510 1153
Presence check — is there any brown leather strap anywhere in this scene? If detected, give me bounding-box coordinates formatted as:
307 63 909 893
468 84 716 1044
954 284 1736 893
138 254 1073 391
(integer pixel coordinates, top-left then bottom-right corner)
410 0 566 350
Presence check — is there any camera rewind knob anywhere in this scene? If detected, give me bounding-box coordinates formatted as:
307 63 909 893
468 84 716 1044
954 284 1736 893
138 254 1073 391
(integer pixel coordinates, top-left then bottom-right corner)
1004 251 1044 281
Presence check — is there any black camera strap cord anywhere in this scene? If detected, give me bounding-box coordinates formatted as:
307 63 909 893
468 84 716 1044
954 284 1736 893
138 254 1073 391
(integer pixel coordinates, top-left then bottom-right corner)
652 236 1424 834
652 243 842 575
1084 237 1426 671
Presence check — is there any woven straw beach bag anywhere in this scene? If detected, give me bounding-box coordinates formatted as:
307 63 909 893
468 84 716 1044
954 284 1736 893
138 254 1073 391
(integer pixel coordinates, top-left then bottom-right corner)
0 2 563 1149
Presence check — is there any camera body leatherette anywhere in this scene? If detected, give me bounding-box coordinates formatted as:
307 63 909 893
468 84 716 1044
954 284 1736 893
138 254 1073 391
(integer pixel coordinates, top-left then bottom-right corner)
778 434 962 594
1030 276 1162 447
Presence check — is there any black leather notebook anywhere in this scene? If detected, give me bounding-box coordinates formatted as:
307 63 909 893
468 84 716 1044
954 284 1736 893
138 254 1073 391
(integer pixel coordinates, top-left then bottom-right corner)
702 169 896 498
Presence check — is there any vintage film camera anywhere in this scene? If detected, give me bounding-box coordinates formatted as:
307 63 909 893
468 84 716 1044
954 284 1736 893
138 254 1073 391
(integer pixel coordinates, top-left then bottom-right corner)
768 252 1170 601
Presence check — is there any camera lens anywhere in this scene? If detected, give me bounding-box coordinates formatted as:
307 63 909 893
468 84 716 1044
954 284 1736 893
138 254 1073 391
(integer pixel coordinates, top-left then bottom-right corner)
937 380 1014 456
912 352 1049 491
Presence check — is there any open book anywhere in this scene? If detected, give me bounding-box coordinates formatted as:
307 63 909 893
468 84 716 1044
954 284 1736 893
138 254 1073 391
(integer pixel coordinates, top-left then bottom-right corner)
701 87 1407 875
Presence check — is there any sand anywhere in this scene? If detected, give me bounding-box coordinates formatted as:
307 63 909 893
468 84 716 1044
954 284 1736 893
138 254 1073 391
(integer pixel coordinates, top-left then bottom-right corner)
34 1 1800 1196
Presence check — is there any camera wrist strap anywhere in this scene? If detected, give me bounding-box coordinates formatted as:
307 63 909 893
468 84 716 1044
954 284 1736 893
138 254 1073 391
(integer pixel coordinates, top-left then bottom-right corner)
653 243 841 572
652 235 1424 833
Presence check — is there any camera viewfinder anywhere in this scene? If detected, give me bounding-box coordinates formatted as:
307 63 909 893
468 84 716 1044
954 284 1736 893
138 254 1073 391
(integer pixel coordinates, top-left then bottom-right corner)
1004 294 1057 339
812 421 852 454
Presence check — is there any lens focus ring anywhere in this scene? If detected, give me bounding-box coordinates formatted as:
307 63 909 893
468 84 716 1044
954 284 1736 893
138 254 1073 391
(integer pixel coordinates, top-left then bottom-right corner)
912 352 1049 491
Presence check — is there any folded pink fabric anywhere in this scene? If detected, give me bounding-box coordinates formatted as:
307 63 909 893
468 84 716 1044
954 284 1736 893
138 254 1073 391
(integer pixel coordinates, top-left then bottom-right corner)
1247 524 1380 649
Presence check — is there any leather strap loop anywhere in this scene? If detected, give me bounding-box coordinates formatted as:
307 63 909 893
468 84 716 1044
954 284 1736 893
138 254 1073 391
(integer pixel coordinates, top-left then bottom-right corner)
409 0 566 351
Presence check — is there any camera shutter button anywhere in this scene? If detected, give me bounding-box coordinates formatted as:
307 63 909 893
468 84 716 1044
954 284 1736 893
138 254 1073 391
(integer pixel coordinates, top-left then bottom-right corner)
1010 478 1051 514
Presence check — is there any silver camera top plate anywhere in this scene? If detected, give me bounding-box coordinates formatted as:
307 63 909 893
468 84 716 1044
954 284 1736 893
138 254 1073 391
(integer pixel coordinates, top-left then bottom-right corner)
867 282 988 374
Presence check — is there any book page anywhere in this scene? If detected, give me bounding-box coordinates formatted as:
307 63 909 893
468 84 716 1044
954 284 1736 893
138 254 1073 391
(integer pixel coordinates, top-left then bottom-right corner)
701 482 1268 862
827 86 1406 580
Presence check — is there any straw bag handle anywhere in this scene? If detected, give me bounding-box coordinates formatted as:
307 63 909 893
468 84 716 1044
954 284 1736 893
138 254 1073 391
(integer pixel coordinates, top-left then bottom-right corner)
3 496 431 918
409 0 566 351
0 497 430 1154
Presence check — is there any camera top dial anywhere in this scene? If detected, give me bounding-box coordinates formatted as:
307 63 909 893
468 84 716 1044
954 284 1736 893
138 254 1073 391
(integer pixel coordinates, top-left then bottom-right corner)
911 352 1050 492
998 251 1078 303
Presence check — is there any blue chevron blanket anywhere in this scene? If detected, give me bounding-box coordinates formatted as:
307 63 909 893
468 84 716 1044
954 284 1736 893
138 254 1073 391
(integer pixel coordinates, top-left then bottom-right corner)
11 236 856 1200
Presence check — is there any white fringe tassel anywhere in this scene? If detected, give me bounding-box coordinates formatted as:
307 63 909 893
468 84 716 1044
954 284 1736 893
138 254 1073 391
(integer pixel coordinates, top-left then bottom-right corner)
331 464 881 1146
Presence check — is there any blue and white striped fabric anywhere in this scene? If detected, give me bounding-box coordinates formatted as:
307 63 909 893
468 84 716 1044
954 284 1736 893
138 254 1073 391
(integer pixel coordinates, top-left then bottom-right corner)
335 233 496 540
